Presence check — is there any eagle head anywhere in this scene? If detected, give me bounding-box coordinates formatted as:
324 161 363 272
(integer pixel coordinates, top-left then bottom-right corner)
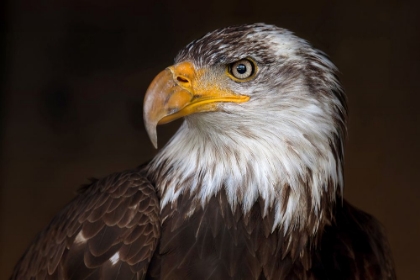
144 23 347 232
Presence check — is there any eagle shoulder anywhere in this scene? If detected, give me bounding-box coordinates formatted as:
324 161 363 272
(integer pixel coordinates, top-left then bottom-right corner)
10 168 160 280
311 199 397 280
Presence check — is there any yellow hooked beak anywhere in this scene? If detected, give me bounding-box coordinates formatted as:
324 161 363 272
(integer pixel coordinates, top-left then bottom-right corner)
143 61 250 148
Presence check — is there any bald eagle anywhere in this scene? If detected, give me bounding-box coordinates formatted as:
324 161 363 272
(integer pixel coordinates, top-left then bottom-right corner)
11 23 395 280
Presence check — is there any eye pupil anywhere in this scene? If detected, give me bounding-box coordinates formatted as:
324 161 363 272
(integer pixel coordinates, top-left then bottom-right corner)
236 64 247 74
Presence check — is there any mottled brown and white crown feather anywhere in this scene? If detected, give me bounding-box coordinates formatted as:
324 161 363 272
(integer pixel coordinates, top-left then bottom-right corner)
148 23 347 234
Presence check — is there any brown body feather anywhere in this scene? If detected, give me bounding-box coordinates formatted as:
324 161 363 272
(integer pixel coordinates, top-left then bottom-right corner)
147 186 395 279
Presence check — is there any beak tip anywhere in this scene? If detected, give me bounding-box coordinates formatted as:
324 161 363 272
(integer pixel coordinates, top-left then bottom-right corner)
144 121 159 149
151 138 158 149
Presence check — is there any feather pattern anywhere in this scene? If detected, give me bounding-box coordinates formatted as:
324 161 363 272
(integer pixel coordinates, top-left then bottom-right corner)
11 168 160 280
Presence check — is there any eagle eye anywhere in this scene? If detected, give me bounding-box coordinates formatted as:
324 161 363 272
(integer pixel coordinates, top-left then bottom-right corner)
228 59 256 81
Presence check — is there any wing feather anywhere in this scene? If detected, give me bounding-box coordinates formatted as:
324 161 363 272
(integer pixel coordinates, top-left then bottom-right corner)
10 168 160 280
310 199 397 279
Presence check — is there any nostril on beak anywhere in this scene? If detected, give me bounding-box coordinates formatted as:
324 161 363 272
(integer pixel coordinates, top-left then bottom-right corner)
176 76 189 84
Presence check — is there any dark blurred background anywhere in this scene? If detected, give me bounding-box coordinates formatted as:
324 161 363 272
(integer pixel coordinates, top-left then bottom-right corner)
1 0 419 279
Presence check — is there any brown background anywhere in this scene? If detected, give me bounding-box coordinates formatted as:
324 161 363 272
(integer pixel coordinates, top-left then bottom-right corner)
1 0 419 279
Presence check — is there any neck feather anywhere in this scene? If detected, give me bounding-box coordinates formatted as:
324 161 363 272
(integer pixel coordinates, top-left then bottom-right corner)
147 107 344 234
